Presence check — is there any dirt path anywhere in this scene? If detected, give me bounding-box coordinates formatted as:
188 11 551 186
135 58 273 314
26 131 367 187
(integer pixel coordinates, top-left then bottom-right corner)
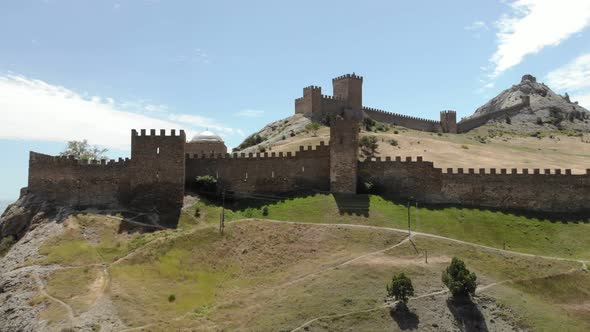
242 218 589 265
289 265 582 332
32 272 75 323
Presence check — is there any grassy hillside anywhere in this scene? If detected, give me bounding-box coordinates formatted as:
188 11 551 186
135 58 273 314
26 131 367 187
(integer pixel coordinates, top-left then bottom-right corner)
186 194 590 260
246 117 590 173
29 208 589 331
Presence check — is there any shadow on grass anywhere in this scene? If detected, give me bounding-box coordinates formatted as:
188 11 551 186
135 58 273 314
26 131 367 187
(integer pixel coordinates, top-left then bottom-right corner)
446 297 488 332
333 193 369 216
389 302 419 330
187 189 589 225
380 195 590 224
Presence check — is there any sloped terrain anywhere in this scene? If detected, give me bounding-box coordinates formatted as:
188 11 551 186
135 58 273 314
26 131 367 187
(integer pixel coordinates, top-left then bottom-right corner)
471 74 590 132
1 194 589 331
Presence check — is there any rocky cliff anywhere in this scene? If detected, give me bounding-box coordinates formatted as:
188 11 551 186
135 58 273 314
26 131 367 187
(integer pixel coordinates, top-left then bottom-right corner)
468 74 590 131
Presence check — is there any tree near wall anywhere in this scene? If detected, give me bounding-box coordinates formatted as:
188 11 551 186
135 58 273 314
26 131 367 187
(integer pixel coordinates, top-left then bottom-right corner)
359 136 379 157
59 140 108 160
305 122 321 136
441 257 477 298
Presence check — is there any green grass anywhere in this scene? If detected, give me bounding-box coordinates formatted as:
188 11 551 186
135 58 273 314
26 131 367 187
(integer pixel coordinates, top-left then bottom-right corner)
192 194 590 260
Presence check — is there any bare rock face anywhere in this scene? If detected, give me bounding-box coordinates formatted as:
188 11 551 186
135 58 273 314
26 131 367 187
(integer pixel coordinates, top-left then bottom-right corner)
471 74 590 131
0 191 59 240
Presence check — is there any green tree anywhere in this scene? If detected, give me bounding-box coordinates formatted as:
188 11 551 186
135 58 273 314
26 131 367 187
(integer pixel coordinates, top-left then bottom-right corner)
386 273 414 303
442 257 477 298
194 175 218 194
359 136 379 156
305 122 321 136
60 140 108 160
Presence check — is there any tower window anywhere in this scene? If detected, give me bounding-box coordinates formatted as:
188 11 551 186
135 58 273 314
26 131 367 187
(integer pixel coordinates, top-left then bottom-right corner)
156 147 160 155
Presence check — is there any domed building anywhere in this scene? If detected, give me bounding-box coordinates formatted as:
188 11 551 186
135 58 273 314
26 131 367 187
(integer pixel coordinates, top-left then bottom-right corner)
185 130 227 156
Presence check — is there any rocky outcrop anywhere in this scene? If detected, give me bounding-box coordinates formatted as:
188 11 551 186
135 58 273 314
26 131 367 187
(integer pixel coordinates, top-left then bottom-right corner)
0 190 68 241
468 74 590 131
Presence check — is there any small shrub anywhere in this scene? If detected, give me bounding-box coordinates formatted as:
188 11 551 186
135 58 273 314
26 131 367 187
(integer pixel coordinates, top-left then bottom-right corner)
281 135 286 140
394 130 399 134
290 130 296 137
262 206 269 216
258 145 266 153
386 273 414 303
194 207 200 217
359 136 379 156
437 132 443 136
536 117 543 125
305 122 321 136
461 145 469 149
388 139 399 147
168 294 176 302
0 236 16 257
194 175 217 194
243 208 255 218
505 116 511 124
441 257 477 298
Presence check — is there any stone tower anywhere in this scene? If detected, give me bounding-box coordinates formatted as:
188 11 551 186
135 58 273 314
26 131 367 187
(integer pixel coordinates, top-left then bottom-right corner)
130 129 186 225
332 73 363 110
440 110 457 133
330 110 361 193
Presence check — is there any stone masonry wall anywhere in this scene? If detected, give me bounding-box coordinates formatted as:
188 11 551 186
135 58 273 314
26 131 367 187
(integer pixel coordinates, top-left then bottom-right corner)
185 141 227 156
186 142 330 194
330 115 360 193
359 157 590 212
363 107 443 132
28 152 131 208
27 129 186 217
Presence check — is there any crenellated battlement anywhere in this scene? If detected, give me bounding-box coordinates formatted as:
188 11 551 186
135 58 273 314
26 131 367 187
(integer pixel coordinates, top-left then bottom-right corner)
332 73 363 81
304 85 322 91
131 129 185 137
29 152 130 167
186 142 328 160
362 107 441 124
321 94 345 101
442 167 586 175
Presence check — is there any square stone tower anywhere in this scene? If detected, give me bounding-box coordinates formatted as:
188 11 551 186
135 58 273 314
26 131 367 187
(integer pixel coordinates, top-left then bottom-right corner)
330 110 361 193
332 73 363 110
129 129 186 225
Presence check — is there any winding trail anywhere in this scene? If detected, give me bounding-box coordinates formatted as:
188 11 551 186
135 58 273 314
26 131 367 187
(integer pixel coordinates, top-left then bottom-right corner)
32 272 75 323
242 218 589 265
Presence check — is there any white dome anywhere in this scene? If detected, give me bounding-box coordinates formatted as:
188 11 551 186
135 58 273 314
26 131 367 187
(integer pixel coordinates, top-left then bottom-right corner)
191 130 224 142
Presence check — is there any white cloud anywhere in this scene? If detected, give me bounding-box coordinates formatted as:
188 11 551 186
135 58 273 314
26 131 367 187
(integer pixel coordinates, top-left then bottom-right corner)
546 53 590 109
465 21 489 31
489 0 590 78
575 93 590 108
546 53 590 91
167 113 236 134
0 74 237 150
235 109 264 117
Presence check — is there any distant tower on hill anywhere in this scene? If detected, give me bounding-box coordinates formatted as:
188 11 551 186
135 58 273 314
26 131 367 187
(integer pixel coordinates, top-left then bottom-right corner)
332 73 363 110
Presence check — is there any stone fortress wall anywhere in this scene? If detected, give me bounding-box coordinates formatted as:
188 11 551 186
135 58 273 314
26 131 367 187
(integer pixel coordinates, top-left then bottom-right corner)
358 157 590 212
186 142 331 194
27 130 186 224
24 73 590 218
295 74 530 134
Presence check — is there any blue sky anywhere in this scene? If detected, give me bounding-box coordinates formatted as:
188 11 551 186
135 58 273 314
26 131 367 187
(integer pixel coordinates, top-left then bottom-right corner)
1 0 590 200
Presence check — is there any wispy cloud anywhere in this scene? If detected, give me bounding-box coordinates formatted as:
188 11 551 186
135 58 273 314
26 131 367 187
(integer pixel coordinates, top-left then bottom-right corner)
171 48 211 65
465 20 489 38
546 53 590 108
235 109 264 117
0 74 237 150
465 21 489 31
488 0 590 78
